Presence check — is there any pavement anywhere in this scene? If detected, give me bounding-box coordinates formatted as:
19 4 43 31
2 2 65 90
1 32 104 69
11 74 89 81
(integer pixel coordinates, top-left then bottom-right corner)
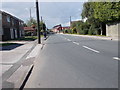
61 33 119 41
25 34 118 88
0 38 45 89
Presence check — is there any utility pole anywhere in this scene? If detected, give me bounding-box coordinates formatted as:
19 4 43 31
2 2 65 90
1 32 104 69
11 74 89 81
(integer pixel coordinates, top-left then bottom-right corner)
70 16 72 33
36 0 41 44
41 16 43 22
41 16 43 32
70 16 71 25
30 8 32 20
30 8 32 26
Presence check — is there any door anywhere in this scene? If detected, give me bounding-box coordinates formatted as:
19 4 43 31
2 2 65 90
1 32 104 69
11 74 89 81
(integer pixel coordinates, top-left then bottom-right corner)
10 28 14 39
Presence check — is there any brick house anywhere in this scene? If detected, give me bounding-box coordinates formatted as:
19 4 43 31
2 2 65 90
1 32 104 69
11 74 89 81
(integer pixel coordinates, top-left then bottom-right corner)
0 10 24 41
24 27 37 36
62 26 70 30
52 24 62 33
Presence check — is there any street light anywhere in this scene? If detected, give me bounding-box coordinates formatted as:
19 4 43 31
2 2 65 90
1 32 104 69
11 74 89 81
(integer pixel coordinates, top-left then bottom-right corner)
26 7 36 21
36 0 41 44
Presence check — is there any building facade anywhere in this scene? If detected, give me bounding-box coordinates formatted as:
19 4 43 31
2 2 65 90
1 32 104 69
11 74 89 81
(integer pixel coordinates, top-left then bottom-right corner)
0 11 24 41
62 26 70 30
24 27 37 36
52 24 62 33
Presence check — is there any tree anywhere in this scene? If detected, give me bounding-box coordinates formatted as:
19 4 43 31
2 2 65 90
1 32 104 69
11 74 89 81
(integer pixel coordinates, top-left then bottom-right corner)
26 18 37 27
40 21 46 32
81 2 105 35
23 23 27 27
94 2 120 23
81 2 95 19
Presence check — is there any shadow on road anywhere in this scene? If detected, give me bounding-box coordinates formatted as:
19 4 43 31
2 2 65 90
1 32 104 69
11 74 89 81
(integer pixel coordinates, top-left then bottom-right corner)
0 43 23 51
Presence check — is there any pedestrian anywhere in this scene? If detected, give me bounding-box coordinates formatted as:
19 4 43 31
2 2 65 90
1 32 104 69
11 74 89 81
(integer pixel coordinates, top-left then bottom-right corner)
43 31 47 39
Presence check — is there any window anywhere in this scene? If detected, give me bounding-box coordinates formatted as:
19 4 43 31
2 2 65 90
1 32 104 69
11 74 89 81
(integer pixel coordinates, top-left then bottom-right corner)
12 19 14 25
19 21 21 25
10 28 14 39
0 27 3 35
7 16 10 22
21 22 24 25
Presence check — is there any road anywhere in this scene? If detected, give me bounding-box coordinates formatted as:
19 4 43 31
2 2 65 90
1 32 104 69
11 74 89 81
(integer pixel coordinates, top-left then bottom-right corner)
25 34 118 88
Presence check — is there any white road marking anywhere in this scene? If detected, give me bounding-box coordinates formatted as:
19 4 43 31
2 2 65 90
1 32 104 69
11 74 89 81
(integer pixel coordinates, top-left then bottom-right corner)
113 57 120 60
67 39 71 41
73 42 79 45
83 46 100 53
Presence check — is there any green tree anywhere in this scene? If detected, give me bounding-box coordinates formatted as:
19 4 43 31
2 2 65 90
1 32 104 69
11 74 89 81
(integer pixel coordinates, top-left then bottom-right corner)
26 18 37 27
40 21 46 32
81 2 95 19
81 2 104 35
94 2 120 23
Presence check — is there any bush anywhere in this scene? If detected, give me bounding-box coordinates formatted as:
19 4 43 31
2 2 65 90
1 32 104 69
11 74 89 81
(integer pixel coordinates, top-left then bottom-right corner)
25 32 31 36
72 27 77 34
83 29 89 35
65 30 68 33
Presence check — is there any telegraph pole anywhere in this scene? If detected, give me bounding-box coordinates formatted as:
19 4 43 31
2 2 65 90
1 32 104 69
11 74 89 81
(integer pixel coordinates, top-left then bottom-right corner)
30 8 32 20
70 16 72 32
41 16 43 22
36 0 41 44
41 16 43 32
70 16 71 25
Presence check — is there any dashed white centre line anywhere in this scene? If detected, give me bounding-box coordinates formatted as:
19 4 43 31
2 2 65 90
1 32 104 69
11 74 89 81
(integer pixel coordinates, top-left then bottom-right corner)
67 39 71 41
73 42 79 45
113 57 120 60
83 46 100 53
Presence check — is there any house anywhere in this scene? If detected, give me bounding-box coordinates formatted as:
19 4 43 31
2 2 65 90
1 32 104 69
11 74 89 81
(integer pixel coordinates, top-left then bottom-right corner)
0 10 24 41
24 26 37 36
62 26 70 30
52 24 62 33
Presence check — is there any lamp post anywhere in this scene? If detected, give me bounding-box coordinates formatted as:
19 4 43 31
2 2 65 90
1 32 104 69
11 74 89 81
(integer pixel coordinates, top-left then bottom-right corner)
29 8 32 20
26 7 35 23
36 0 41 44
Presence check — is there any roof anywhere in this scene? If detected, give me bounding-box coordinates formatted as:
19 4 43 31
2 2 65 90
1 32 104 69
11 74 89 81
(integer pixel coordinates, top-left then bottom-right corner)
53 24 62 28
62 26 70 28
1 10 24 22
62 26 70 29
24 27 35 31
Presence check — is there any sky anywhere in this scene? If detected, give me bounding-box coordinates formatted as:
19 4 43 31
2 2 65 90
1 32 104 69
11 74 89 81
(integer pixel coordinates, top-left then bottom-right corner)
1 1 87 28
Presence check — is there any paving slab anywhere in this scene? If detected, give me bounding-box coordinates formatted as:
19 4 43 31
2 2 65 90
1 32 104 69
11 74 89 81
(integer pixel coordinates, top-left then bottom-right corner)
26 44 42 59
1 39 44 89
1 41 35 64
1 65 13 77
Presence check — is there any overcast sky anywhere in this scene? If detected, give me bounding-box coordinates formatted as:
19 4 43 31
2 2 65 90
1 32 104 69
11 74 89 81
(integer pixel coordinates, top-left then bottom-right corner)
1 1 87 28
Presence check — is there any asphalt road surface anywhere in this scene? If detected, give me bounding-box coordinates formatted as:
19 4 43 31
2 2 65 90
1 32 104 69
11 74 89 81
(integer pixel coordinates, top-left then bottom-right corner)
25 34 118 88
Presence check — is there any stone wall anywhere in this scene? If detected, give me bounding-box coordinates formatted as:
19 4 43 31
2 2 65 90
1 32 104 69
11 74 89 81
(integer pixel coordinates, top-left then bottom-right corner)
106 22 119 39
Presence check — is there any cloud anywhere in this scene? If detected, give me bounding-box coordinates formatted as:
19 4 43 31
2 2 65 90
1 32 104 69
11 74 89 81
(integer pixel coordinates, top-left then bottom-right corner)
1 2 85 28
40 2 84 28
2 2 35 21
2 0 88 2
62 22 70 27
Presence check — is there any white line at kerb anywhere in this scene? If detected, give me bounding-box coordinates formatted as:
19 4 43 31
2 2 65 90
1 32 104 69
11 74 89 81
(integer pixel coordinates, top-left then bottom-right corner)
113 57 120 60
73 42 79 45
83 46 100 53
